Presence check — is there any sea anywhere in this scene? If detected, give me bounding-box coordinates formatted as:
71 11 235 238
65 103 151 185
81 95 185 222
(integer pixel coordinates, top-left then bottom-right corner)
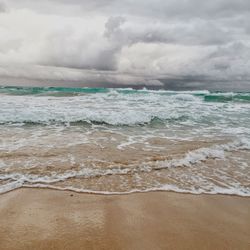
0 86 249 196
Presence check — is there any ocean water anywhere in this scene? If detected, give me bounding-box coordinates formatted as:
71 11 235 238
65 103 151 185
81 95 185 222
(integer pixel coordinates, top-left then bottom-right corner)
0 86 249 196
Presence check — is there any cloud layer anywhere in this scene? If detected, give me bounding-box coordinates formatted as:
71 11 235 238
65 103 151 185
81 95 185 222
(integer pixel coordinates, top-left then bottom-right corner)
0 0 250 88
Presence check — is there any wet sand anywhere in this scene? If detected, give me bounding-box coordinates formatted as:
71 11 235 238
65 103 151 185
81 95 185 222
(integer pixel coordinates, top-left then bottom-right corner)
0 189 249 250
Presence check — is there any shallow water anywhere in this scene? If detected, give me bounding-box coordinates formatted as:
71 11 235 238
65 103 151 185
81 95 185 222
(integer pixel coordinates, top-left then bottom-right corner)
0 87 249 195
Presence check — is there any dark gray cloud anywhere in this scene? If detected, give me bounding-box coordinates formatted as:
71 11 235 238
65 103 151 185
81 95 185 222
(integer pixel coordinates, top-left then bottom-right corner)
11 0 250 19
123 0 250 19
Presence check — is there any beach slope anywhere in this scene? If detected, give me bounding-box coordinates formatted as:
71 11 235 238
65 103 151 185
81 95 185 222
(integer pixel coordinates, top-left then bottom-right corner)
0 189 249 250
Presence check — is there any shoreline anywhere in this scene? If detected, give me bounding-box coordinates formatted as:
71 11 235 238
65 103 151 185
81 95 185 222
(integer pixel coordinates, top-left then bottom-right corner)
2 186 250 198
0 188 249 250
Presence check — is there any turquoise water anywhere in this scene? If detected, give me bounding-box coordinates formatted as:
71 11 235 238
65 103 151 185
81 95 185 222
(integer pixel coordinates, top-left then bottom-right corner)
1 86 250 103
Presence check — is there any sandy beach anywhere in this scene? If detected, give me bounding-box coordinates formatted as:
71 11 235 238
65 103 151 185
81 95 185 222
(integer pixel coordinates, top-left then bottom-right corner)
0 189 249 250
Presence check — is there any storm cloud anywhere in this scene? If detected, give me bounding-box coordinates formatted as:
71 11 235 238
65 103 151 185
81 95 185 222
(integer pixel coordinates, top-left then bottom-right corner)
0 0 250 88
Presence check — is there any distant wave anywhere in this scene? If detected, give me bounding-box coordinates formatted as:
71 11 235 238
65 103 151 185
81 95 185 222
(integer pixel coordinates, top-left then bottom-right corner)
1 86 250 103
204 93 250 103
0 86 110 95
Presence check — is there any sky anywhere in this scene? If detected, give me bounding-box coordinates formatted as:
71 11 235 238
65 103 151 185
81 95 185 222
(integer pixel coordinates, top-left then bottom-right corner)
0 0 250 89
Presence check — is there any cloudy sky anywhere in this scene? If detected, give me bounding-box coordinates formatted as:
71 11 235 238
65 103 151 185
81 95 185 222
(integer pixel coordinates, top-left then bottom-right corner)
0 0 250 89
